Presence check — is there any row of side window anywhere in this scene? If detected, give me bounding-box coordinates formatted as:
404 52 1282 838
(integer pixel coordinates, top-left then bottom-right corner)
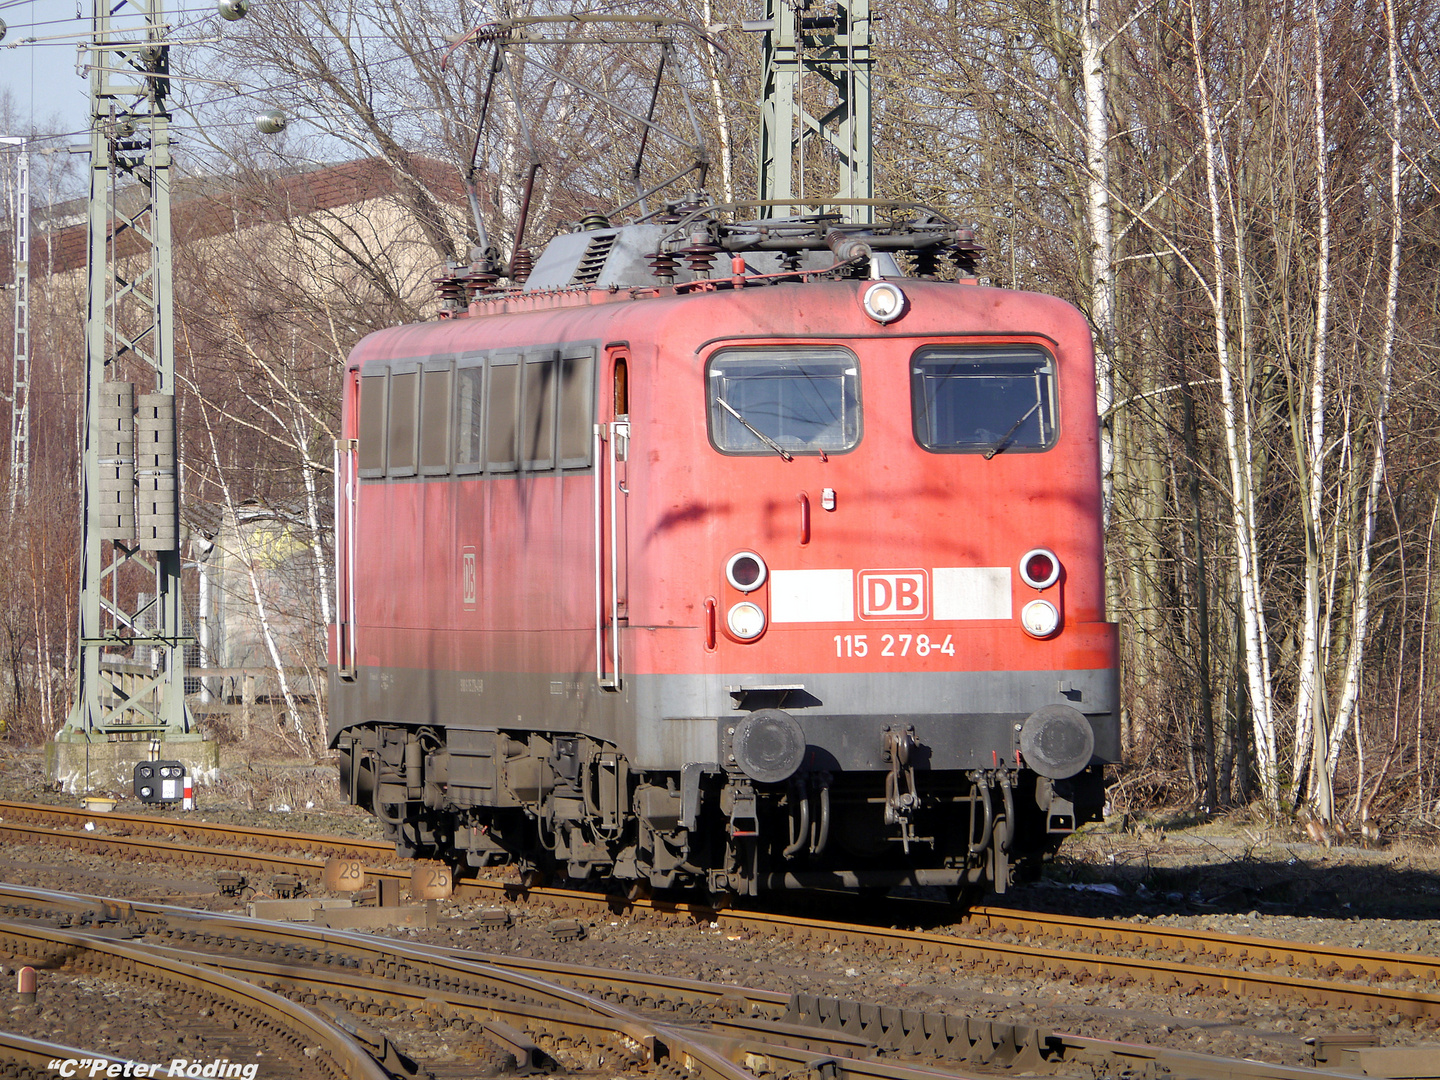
358 348 596 478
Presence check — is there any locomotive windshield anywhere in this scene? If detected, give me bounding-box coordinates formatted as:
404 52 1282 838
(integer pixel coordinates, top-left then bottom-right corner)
707 347 860 455
911 345 1057 454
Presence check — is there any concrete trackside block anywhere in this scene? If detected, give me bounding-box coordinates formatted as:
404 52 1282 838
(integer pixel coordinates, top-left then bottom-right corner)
46 733 220 794
1336 1046 1440 1079
313 901 438 930
248 898 354 921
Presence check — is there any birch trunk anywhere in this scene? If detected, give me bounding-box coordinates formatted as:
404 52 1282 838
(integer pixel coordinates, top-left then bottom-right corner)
295 414 333 630
1326 0 1404 778
1295 0 1334 820
702 0 735 203
1081 0 1115 520
1191 0 1280 806
1417 500 1439 817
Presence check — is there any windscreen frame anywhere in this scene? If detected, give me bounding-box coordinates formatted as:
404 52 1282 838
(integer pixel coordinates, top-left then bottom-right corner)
705 344 863 457
910 342 1060 455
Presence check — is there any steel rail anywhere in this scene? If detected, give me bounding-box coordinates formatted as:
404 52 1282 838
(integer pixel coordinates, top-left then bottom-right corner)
703 906 1440 1019
151 924 757 1080
0 801 393 860
138 940 689 1068
137 913 1386 1080
169 945 1018 1080
0 821 334 876
476 878 1440 1008
0 885 1376 1080
147 933 1026 1080
0 919 392 1080
0 885 754 1080
0 1031 180 1078
6 807 1440 1019
963 904 1440 986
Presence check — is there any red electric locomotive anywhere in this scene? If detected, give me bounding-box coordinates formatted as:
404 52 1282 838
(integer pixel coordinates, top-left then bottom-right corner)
329 208 1119 897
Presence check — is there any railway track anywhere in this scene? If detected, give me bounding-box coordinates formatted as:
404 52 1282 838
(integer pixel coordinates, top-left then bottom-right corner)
0 884 748 1080
0 912 393 1080
4 802 1439 1030
0 800 393 862
0 883 1382 1080
0 1031 180 1080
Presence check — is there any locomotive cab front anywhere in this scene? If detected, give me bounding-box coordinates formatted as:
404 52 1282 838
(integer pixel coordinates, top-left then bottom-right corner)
611 275 1118 896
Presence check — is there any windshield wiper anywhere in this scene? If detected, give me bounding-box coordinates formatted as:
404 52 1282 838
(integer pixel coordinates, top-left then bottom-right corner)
717 396 793 461
983 401 1041 460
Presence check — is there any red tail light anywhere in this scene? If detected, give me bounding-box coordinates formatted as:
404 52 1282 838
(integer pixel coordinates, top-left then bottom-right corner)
1020 548 1060 589
726 551 767 592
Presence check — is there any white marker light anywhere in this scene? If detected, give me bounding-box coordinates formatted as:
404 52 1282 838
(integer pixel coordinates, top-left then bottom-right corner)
727 601 766 640
1021 599 1060 638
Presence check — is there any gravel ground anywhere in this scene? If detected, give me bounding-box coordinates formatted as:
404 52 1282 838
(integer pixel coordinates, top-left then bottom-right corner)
1 970 316 1077
3 744 1440 1074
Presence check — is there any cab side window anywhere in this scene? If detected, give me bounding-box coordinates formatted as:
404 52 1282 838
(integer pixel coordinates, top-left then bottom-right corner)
387 370 419 475
420 364 453 474
486 355 521 472
358 372 387 477
455 362 484 473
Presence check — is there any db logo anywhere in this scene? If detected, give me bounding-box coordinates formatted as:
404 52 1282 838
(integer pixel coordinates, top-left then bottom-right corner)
858 569 928 620
461 547 477 607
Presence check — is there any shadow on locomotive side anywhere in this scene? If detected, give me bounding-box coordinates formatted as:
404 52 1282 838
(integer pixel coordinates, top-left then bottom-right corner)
327 211 1120 901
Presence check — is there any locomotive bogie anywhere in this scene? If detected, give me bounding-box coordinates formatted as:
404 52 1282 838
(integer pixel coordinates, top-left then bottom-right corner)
336 717 1105 893
329 263 1120 897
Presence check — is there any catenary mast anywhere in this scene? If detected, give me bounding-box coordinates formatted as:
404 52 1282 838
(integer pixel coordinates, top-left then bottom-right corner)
57 0 191 760
754 0 872 222
4 137 29 510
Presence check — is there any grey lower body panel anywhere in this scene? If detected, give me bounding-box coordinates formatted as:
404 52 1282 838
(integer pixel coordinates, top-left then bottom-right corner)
329 664 1119 773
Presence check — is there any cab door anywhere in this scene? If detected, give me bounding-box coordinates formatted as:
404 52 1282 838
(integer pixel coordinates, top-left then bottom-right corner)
334 368 361 678
595 345 629 689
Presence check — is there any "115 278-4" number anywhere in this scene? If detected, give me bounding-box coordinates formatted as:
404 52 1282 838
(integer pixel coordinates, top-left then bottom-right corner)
834 633 955 658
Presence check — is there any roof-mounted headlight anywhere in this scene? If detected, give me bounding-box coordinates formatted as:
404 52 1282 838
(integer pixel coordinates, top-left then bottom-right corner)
861 281 906 324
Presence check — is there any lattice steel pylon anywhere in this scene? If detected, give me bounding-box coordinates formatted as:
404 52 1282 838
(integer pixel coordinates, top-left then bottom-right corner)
60 0 191 743
754 0 872 221
4 137 29 511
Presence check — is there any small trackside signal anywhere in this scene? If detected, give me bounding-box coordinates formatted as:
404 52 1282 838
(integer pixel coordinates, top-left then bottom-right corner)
134 760 189 803
1019 548 1060 589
